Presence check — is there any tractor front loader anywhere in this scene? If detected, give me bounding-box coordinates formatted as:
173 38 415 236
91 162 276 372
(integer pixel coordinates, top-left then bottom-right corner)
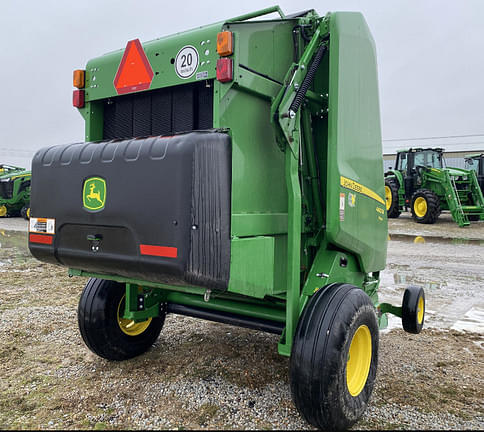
385 148 484 226
29 7 424 430
0 164 31 219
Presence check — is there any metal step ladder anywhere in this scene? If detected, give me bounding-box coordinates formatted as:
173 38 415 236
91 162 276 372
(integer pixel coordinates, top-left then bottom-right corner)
448 175 469 227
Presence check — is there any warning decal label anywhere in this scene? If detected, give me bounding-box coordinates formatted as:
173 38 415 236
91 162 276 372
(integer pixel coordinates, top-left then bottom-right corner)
339 193 345 221
30 218 55 234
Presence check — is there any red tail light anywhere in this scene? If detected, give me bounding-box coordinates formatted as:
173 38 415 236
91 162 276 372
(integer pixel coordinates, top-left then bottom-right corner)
216 58 233 83
73 89 85 108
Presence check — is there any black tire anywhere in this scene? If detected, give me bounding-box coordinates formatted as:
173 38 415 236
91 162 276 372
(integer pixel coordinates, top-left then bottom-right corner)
6 208 20 217
410 189 440 224
384 178 401 218
78 278 165 360
290 283 379 431
402 286 425 334
20 206 30 220
468 215 480 222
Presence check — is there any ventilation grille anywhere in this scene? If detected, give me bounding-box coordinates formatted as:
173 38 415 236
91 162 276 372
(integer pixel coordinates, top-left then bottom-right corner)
103 81 214 140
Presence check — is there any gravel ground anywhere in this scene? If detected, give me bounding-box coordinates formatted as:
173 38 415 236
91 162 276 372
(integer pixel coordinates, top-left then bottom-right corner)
388 212 484 240
0 220 483 430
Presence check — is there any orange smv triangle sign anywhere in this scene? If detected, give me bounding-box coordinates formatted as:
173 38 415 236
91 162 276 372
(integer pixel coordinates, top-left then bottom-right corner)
113 39 154 95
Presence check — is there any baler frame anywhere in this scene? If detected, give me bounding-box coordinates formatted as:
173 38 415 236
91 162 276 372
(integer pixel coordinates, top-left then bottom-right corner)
68 14 392 356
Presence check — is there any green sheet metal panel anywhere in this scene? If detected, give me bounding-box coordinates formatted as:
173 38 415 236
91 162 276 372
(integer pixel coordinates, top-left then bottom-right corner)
228 236 275 298
225 20 295 84
219 87 288 235
326 12 387 273
82 23 222 102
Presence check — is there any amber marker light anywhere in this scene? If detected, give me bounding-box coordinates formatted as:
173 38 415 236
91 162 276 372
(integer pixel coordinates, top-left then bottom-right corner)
73 69 85 89
217 31 233 56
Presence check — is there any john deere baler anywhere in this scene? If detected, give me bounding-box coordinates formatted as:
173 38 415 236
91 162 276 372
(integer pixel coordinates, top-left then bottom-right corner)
29 7 424 430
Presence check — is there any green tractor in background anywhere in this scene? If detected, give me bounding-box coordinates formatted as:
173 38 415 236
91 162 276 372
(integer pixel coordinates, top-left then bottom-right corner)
0 164 31 219
465 153 484 193
384 148 484 227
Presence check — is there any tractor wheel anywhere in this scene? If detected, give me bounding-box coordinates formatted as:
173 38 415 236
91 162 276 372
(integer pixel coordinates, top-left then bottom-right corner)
402 286 425 334
384 178 401 218
20 206 30 220
0 205 6 217
78 278 165 360
290 283 379 431
410 189 440 224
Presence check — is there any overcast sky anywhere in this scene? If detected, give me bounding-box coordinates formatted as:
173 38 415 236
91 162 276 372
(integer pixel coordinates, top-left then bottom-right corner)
1 0 483 168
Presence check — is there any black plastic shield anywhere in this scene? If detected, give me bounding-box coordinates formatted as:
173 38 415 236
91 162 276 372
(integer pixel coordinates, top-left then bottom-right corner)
29 131 231 291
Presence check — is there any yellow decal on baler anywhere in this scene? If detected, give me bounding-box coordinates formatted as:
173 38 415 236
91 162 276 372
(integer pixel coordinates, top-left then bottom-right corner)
340 176 385 205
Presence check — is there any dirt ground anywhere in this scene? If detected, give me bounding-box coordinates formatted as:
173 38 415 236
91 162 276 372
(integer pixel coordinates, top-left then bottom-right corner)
0 215 483 430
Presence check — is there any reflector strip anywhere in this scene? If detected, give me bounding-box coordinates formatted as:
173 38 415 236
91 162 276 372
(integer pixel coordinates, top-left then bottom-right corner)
29 234 53 245
140 244 177 258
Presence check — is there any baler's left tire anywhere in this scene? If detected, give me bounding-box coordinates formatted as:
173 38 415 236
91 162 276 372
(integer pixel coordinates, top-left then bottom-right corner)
402 286 425 334
78 278 165 361
290 283 379 431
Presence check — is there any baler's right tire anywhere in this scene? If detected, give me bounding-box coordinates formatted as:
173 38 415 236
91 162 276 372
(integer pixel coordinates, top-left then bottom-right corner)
78 278 165 360
290 283 379 431
410 189 440 224
402 286 425 334
385 178 401 218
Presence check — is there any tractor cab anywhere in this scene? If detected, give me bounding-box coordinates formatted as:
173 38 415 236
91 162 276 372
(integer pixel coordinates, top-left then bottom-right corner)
395 148 444 199
396 148 444 172
465 154 484 192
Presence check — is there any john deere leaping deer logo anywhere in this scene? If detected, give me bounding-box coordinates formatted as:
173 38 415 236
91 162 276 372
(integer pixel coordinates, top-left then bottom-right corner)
83 177 106 211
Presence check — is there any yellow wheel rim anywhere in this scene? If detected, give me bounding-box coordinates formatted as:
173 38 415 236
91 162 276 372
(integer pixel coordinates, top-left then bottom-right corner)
117 295 152 336
385 186 392 211
346 325 372 397
0 205 7 217
417 296 425 324
26 208 31 219
413 197 427 218
413 236 425 244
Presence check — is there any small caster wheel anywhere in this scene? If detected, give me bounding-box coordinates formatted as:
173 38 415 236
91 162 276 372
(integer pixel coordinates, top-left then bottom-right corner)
402 286 425 334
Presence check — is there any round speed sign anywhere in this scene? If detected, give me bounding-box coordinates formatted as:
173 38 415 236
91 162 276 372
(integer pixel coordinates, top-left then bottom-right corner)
175 45 199 79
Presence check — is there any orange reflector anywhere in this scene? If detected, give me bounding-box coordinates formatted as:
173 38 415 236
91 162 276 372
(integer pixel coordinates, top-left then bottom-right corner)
73 89 85 108
216 58 233 83
73 69 85 88
217 31 233 56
